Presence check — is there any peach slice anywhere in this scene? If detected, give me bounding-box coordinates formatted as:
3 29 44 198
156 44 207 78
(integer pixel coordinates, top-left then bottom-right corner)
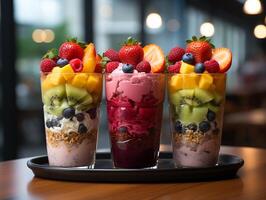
143 44 165 73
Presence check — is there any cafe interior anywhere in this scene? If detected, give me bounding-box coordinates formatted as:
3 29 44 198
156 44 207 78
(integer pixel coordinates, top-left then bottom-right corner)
0 0 266 162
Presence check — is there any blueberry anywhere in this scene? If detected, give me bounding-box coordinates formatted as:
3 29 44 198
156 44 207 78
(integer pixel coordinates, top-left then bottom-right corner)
182 53 194 64
63 107 75 119
87 108 97 119
78 124 88 134
122 64 134 73
174 121 183 133
118 126 128 133
46 120 52 128
207 110 216 121
195 63 205 73
187 123 197 131
76 113 85 122
51 118 59 127
199 121 211 133
57 58 68 66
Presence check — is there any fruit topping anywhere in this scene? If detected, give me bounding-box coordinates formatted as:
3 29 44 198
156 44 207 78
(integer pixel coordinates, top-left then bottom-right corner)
63 107 75 119
82 43 97 72
194 63 205 73
204 59 220 73
207 110 216 121
70 58 83 72
136 60 151 73
168 46 185 63
78 124 88 134
95 54 103 73
119 37 144 66
182 53 195 65
143 44 165 73
106 61 120 73
76 113 85 122
122 63 134 73
198 73 213 90
186 36 213 63
103 48 120 62
57 58 68 67
59 38 84 61
180 61 194 74
168 61 181 73
212 48 232 73
199 121 211 133
40 58 56 72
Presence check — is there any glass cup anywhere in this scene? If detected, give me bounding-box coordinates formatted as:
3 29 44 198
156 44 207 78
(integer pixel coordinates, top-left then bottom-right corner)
40 72 102 167
105 73 165 168
168 73 226 167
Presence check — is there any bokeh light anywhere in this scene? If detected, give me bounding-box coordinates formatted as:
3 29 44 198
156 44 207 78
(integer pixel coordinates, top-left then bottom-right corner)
243 0 262 15
146 13 162 29
200 22 215 37
254 24 266 39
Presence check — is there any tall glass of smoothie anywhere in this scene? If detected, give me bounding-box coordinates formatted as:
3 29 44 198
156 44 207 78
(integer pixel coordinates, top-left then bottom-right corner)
166 36 232 167
40 40 103 167
104 37 165 168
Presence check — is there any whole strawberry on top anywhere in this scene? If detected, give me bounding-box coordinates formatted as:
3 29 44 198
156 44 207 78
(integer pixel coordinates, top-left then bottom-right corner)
119 37 144 66
59 38 85 61
166 35 232 74
102 36 165 73
186 36 214 64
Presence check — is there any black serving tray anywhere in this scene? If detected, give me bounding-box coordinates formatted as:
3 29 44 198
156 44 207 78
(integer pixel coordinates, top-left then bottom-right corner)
27 152 244 182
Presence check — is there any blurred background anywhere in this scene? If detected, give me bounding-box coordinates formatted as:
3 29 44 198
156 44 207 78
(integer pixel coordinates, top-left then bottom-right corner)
0 0 266 161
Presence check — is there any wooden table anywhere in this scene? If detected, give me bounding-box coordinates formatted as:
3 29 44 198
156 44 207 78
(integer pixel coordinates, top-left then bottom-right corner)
0 146 265 200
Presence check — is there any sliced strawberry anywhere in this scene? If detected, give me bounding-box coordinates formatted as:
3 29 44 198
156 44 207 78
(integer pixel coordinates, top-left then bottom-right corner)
143 44 165 73
212 48 232 73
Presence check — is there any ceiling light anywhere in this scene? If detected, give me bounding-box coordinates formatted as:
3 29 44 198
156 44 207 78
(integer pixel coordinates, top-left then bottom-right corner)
200 22 215 37
146 13 162 29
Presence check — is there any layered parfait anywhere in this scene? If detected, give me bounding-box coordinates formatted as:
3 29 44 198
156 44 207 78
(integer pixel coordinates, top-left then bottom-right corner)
167 36 232 167
40 38 102 167
104 37 165 168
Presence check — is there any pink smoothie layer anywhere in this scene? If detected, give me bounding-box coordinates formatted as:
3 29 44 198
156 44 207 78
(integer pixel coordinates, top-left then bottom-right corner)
106 65 164 103
47 139 97 167
173 137 220 167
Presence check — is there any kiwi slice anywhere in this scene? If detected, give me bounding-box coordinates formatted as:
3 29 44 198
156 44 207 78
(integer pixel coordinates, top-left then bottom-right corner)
194 88 214 104
206 103 220 113
43 85 66 107
44 99 69 116
169 91 182 106
75 94 93 111
213 91 223 105
191 106 208 123
179 104 192 124
66 84 88 106
179 89 194 98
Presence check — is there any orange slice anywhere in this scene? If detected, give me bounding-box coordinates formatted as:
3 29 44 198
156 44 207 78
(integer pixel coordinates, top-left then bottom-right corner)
143 44 165 73
212 48 232 73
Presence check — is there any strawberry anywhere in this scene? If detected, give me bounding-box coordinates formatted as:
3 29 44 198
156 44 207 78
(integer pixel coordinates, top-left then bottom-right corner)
40 58 56 72
186 36 214 63
59 38 84 61
204 59 220 73
143 44 165 73
168 46 185 63
69 58 83 72
103 49 120 61
136 61 151 73
212 48 232 73
119 37 144 66
106 61 120 73
168 61 181 73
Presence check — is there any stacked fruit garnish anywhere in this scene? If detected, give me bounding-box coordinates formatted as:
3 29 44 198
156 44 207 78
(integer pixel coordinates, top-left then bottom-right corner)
102 36 165 73
40 37 102 122
168 36 232 136
166 36 232 74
